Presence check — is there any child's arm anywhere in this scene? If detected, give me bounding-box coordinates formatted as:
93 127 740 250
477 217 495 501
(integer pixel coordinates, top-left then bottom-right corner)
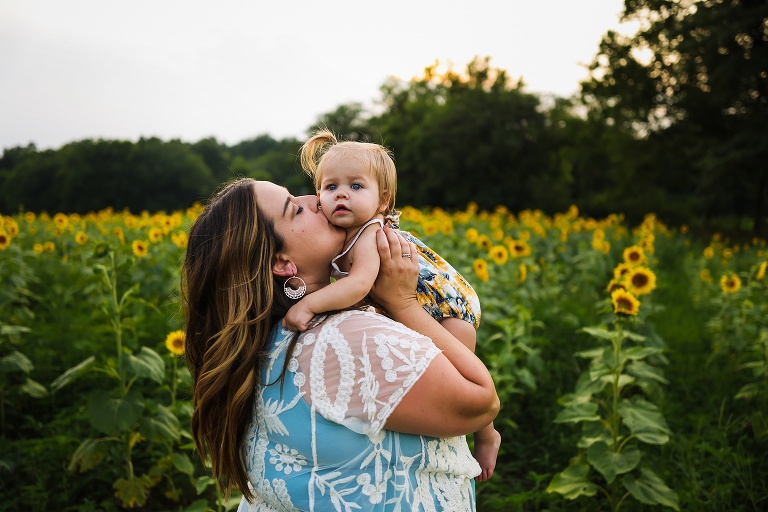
282 225 383 331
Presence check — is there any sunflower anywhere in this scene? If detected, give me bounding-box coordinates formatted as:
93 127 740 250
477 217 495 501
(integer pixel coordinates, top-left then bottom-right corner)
719 272 742 294
606 279 627 293
611 289 640 316
756 261 767 281
473 258 489 282
519 263 527 284
626 267 657 296
477 235 492 251
700 269 713 284
3 218 19 237
508 239 532 258
43 241 55 253
489 245 509 265
53 212 69 229
164 330 186 356
75 231 88 245
132 239 149 258
439 220 454 235
703 246 714 260
148 227 164 243
33 243 44 254
421 221 438 237
612 262 632 281
0 232 10 250
465 228 479 244
114 226 126 244
622 245 645 266
171 231 188 249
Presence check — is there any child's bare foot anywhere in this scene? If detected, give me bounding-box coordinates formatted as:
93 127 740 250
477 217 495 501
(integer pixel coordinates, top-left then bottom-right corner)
473 428 501 481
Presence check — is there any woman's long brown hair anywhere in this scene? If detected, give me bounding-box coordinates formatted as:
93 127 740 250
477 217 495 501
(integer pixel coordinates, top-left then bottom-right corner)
181 178 295 501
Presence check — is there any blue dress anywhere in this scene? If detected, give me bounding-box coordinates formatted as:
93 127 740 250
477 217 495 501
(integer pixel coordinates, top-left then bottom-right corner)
238 309 480 511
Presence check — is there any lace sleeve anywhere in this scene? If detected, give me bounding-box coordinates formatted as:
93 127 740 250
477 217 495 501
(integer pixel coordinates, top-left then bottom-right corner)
293 309 442 437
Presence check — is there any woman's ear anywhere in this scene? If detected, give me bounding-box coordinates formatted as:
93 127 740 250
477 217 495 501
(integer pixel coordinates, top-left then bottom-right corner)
272 254 296 278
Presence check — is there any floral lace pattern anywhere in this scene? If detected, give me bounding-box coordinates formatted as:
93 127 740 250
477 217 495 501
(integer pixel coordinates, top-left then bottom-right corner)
239 309 480 511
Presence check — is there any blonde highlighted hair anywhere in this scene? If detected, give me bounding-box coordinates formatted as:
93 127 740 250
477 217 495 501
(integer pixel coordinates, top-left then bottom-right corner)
300 129 398 215
182 177 298 502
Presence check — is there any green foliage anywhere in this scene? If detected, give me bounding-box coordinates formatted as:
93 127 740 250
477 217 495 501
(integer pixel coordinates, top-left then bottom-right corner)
581 0 768 232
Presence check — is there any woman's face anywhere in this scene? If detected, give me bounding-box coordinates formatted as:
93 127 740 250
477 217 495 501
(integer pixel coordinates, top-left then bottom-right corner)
254 181 346 276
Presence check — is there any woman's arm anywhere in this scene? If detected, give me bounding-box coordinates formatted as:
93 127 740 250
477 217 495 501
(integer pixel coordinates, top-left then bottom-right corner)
370 226 500 438
282 225 382 331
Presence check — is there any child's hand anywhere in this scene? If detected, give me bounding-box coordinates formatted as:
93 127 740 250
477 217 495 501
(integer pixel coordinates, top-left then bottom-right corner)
282 302 314 332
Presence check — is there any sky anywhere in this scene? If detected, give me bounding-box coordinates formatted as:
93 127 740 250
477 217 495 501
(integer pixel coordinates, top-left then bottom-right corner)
1 0 632 151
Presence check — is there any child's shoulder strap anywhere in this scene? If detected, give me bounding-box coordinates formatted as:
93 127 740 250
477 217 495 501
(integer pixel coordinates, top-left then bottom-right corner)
333 218 384 261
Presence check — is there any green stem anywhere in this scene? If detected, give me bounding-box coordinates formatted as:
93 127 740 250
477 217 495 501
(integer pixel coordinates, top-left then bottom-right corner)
610 321 623 512
612 322 623 448
108 252 124 391
170 357 178 410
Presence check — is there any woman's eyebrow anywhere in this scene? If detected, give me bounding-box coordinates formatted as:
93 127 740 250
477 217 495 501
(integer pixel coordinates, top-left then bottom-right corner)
282 196 291 218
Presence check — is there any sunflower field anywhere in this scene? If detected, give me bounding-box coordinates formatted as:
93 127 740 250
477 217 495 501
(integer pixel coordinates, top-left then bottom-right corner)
1 203 766 511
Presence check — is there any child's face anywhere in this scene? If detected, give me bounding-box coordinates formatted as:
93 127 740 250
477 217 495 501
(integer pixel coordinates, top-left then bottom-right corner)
318 156 386 230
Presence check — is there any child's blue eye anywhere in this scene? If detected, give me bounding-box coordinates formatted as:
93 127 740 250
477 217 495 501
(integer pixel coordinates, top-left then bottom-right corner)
328 184 337 191
351 183 362 190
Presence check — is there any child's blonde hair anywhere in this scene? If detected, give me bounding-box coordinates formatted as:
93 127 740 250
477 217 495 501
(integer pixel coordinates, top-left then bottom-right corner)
300 130 397 215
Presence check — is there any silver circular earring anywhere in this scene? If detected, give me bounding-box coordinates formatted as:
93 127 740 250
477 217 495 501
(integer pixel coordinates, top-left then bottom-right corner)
284 275 306 300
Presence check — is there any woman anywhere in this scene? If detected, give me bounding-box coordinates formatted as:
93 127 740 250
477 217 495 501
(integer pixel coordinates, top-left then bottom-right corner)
183 178 499 511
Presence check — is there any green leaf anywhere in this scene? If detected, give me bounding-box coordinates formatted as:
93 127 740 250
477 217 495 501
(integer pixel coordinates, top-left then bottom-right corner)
554 402 600 424
196 475 216 495
124 347 165 384
118 283 141 310
559 372 607 406
627 360 669 384
586 442 641 484
735 383 759 400
0 325 31 336
546 456 598 499
20 377 48 398
139 404 180 443
183 499 213 512
618 396 671 445
575 370 609 393
89 389 145 435
51 356 96 392
601 346 627 371
575 347 604 359
623 346 664 360
588 361 611 383
113 473 153 508
172 452 195 476
68 437 112 472
0 351 33 374
581 327 619 342
622 467 679 510
578 421 612 449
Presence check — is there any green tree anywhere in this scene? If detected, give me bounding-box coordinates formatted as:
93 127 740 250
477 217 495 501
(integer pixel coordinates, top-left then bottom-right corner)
581 0 768 233
309 102 375 142
371 56 561 212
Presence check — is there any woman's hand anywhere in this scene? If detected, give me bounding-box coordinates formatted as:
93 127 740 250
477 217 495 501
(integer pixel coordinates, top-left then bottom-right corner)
369 226 420 315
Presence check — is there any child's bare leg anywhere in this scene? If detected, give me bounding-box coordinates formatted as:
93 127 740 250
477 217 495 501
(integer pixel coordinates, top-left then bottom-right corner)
441 317 501 481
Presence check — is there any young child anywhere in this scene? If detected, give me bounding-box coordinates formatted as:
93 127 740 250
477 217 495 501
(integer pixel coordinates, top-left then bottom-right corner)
283 130 501 481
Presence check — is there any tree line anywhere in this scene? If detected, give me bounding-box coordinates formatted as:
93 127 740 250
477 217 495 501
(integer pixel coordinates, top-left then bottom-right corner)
2 0 765 234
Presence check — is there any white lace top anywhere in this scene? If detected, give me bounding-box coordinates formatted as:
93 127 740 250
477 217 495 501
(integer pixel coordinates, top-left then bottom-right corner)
238 308 481 511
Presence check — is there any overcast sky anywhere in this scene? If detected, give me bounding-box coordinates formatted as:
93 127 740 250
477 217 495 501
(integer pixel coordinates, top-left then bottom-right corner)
1 0 632 151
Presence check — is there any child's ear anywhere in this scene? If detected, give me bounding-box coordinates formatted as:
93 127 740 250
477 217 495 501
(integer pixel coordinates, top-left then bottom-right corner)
273 254 296 278
379 190 390 213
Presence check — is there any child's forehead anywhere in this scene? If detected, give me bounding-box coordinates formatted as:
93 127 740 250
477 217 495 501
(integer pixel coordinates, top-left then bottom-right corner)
321 153 375 178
